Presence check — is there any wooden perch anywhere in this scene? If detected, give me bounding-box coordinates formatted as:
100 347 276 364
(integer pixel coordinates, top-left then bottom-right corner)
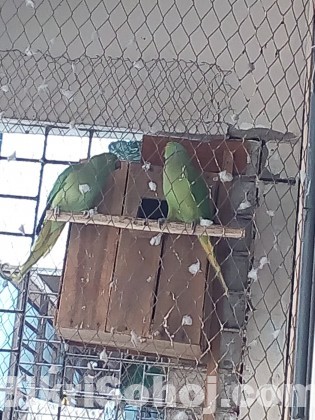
46 211 245 239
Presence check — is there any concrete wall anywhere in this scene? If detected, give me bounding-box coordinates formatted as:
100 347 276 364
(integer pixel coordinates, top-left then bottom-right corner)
0 0 311 134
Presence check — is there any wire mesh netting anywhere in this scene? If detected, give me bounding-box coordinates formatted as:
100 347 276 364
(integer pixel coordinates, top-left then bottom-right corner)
0 0 313 419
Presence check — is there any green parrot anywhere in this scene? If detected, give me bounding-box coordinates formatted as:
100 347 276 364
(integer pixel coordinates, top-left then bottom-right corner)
162 141 228 295
13 152 120 282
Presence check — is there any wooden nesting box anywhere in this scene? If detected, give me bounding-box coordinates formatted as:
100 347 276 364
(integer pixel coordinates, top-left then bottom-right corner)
55 136 248 360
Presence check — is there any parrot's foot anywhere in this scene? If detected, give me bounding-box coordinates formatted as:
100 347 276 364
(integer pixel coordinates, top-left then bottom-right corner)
82 207 98 218
11 271 23 284
0 263 15 282
157 218 166 230
190 220 197 234
53 206 60 217
0 264 23 284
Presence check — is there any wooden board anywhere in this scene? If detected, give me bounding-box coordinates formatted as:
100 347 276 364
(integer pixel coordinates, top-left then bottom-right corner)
152 173 220 346
56 163 128 331
141 135 248 175
56 150 233 361
152 234 208 345
203 151 235 419
58 327 203 360
106 163 164 336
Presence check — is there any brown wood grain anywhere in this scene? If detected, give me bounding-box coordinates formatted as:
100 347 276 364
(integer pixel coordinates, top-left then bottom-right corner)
141 135 248 174
152 234 207 345
56 163 128 332
57 326 203 360
106 163 163 336
215 149 235 225
203 150 235 419
152 173 219 347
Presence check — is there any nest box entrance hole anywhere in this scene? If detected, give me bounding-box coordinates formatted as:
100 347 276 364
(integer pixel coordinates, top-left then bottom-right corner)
137 198 168 220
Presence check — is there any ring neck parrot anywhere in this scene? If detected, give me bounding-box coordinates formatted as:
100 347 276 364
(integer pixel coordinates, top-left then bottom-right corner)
13 152 120 283
162 141 228 295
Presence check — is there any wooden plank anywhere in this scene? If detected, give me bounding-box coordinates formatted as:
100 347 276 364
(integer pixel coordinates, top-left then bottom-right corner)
203 151 235 420
152 234 208 345
57 327 203 361
215 149 235 225
141 135 248 175
152 173 219 347
106 163 164 336
56 163 128 331
210 149 235 286
46 211 245 239
124 163 165 214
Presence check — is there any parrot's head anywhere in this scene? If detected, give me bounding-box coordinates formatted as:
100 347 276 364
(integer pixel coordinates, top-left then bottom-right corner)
164 141 188 161
90 152 121 172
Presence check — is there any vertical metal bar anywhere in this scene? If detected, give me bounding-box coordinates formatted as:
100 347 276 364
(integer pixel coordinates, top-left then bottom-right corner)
306 68 315 412
88 129 93 158
292 51 315 419
8 279 30 419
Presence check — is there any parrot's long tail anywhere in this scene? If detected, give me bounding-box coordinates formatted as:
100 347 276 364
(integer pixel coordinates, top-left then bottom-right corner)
13 221 65 283
198 235 229 295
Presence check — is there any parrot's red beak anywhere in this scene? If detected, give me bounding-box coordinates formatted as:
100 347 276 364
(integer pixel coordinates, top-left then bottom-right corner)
115 159 121 170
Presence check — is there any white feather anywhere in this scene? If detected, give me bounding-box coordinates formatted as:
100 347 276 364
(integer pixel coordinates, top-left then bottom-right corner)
133 60 144 70
25 46 37 56
219 170 233 183
259 256 269 269
248 268 258 282
231 113 239 123
237 193 252 211
272 329 280 339
99 349 108 362
7 151 16 161
199 218 213 227
37 83 48 93
150 233 162 246
79 184 90 195
148 181 157 192
248 339 258 348
142 161 151 172
61 89 74 101
188 259 201 276
18 225 25 235
25 0 35 8
182 315 193 326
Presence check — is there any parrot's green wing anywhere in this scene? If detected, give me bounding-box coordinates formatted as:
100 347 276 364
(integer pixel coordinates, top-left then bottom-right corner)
181 162 213 220
46 165 78 207
164 151 213 222
36 164 80 235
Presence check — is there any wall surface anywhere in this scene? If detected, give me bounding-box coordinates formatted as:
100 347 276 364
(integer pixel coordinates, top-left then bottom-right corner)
0 0 311 135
